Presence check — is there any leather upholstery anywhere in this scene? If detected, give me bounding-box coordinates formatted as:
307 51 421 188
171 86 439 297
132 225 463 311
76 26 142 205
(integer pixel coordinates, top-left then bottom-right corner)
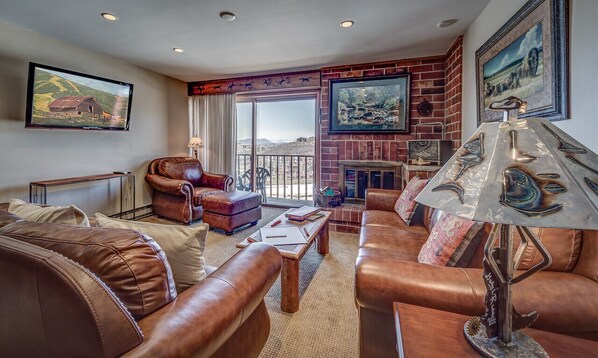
0 235 143 357
356 188 598 357
124 242 282 358
0 208 283 358
202 191 262 233
0 221 177 319
203 191 262 216
146 157 234 224
0 208 23 228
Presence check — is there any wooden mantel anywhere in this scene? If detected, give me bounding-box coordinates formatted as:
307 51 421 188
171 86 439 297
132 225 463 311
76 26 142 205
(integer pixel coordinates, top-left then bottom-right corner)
338 160 403 168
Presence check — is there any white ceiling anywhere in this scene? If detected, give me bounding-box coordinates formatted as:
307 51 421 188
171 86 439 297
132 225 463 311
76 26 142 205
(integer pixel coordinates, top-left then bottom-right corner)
0 0 489 82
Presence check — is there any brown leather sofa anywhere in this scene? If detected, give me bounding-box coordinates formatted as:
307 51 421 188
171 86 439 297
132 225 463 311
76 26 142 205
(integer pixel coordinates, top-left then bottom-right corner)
356 188 598 358
145 157 234 224
0 208 282 358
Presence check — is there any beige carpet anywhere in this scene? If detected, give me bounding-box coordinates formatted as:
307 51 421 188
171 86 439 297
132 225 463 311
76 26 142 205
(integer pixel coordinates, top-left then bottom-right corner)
144 207 360 358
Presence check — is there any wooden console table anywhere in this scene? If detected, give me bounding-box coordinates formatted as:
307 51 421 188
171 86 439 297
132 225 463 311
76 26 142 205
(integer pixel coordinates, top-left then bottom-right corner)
30 173 135 219
393 303 598 358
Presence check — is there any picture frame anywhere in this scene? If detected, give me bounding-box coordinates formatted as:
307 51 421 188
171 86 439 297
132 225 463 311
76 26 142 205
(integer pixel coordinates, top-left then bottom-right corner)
328 74 411 134
476 0 569 124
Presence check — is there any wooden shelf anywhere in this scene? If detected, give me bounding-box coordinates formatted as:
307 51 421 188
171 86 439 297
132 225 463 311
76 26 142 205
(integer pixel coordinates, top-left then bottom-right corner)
30 172 135 219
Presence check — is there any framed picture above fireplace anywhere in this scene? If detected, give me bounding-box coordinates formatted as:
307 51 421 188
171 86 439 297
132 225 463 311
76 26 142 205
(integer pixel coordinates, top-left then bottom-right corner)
328 74 411 134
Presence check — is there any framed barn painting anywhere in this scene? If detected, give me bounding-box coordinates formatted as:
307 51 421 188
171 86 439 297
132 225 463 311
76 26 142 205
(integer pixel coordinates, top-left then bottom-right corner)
476 0 569 124
328 74 411 134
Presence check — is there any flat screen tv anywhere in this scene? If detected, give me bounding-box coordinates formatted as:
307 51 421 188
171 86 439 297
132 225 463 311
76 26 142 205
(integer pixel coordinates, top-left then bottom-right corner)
25 62 134 131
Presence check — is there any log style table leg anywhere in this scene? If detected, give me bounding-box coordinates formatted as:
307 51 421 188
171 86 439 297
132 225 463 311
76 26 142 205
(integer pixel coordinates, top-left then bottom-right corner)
281 257 300 313
316 221 330 255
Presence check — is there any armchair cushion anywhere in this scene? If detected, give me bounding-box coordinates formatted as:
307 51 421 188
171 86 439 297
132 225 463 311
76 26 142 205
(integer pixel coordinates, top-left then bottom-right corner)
157 157 203 186
0 221 177 320
95 214 208 293
193 187 224 206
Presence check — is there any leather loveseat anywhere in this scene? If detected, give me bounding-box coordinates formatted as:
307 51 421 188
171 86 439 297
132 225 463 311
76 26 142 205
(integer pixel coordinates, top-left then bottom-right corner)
0 207 282 358
355 188 598 358
145 157 234 224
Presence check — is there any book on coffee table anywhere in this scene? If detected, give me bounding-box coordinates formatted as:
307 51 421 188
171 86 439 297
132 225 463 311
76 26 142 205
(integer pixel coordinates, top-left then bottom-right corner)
259 227 307 246
284 206 319 221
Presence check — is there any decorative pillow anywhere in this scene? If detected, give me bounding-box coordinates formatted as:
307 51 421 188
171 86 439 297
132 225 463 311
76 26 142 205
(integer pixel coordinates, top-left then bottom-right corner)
394 177 429 225
8 199 90 227
0 221 177 319
95 213 208 293
418 212 485 267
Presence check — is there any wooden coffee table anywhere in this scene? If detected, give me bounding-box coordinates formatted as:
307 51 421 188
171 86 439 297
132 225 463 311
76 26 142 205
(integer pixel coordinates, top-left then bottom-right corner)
237 209 331 313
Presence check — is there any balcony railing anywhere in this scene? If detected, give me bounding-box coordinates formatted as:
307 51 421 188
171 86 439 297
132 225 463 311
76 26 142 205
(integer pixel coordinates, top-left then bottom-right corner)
236 154 315 201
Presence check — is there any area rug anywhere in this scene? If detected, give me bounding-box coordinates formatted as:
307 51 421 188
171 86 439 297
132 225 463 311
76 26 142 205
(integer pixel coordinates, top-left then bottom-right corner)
143 207 360 358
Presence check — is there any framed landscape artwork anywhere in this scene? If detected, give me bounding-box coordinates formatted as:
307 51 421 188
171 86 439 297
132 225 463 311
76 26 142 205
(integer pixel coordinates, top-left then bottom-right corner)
476 0 569 124
328 75 411 134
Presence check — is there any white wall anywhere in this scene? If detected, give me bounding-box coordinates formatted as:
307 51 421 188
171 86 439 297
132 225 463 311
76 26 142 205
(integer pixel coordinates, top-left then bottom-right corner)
463 0 598 152
0 21 189 214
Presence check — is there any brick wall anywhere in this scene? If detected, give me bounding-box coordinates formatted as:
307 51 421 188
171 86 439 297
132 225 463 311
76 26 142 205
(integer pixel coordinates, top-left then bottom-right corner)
444 36 464 150
320 56 450 188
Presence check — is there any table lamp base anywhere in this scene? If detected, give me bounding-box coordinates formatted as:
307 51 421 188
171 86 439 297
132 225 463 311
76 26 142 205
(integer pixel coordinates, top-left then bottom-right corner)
464 317 549 358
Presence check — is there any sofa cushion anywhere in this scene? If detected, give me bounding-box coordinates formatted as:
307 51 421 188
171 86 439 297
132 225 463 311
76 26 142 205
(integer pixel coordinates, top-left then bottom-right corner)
359 225 428 261
8 199 90 227
361 210 428 234
513 227 582 272
394 177 429 226
0 221 177 319
95 213 208 293
418 212 485 267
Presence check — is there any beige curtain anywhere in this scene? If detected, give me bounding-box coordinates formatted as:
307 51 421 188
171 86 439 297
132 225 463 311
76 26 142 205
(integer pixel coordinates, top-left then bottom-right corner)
188 93 237 175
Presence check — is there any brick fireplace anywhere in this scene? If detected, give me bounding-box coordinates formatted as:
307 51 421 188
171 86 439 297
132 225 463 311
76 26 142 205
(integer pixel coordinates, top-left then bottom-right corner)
319 36 463 190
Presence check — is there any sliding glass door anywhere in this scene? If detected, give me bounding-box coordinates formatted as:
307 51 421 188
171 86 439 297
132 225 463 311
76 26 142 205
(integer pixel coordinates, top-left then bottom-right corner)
236 93 318 205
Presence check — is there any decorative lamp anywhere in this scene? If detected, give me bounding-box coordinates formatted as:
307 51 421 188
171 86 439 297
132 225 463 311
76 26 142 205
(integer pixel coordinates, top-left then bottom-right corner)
415 97 598 357
188 137 203 159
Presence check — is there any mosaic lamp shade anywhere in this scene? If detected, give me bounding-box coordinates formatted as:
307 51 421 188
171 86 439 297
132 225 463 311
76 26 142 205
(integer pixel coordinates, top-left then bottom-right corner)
415 97 598 358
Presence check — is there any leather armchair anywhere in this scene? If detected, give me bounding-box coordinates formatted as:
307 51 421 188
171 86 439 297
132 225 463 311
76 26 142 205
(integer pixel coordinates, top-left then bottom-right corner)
145 157 234 224
0 209 282 358
356 188 598 358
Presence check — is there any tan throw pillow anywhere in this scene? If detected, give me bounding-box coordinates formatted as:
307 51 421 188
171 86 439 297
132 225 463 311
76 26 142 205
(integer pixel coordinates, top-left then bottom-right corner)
8 199 90 227
418 212 484 267
95 213 208 292
394 177 429 225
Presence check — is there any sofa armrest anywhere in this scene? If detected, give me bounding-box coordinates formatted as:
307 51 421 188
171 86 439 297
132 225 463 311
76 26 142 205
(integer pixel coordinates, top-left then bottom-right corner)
200 172 234 192
365 189 402 212
355 248 485 316
145 174 194 197
124 242 282 358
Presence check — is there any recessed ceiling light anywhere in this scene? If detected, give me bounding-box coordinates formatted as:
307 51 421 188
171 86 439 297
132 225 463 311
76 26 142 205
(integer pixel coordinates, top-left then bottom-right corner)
437 19 458 28
340 20 354 28
101 12 118 21
173 48 184 53
219 11 236 21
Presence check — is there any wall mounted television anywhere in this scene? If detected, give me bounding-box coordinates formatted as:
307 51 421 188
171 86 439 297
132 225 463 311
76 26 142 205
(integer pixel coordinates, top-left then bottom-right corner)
25 62 134 131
